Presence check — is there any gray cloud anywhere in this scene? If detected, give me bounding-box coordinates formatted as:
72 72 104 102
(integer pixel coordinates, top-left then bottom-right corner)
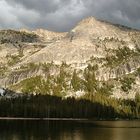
0 0 140 31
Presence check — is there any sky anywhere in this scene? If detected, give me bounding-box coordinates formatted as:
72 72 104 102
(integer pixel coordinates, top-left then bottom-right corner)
0 0 140 32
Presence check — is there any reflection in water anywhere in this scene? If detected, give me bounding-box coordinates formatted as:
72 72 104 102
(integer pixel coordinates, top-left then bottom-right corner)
0 120 139 140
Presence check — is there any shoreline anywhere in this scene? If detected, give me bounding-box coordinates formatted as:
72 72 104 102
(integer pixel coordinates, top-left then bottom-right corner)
0 117 88 121
0 117 139 121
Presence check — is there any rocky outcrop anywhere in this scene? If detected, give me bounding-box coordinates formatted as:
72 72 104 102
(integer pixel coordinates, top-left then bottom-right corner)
96 56 140 81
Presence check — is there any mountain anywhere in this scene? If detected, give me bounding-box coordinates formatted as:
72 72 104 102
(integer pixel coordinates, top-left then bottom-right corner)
0 17 140 99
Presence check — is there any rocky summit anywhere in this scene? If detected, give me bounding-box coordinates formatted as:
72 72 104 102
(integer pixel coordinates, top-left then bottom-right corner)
0 17 140 99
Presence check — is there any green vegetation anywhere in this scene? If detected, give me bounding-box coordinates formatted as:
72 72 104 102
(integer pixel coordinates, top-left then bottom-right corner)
71 70 83 91
105 47 140 68
21 76 49 94
18 66 70 96
0 65 8 76
0 61 139 119
98 82 114 96
83 64 98 92
83 93 140 119
11 63 113 97
6 55 21 66
0 93 139 119
120 76 136 92
0 30 39 44
136 67 140 76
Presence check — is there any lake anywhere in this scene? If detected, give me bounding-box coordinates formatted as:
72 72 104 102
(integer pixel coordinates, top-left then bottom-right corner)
0 120 139 140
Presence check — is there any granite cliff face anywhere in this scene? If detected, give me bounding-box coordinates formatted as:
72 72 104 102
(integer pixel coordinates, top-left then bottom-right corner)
0 17 140 99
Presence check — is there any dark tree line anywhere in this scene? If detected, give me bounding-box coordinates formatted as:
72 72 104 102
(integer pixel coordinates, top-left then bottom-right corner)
0 93 139 119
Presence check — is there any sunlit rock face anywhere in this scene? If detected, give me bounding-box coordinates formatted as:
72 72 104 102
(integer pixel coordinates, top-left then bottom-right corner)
0 17 140 99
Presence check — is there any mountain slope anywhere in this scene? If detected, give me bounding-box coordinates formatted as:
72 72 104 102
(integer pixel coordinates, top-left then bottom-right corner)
17 17 140 65
0 17 140 99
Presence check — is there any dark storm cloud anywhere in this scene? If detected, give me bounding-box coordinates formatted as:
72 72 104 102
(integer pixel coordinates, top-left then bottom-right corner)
1 0 140 31
5 0 70 14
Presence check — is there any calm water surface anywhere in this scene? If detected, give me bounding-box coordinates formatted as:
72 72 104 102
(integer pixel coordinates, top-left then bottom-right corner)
0 120 139 140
